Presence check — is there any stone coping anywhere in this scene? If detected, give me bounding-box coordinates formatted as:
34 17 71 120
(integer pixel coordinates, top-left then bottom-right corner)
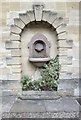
19 90 76 100
20 91 61 100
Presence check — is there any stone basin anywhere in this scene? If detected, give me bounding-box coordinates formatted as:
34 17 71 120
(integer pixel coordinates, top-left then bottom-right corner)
29 57 50 67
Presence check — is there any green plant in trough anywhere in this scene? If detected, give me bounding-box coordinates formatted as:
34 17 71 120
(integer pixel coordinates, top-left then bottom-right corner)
21 55 61 91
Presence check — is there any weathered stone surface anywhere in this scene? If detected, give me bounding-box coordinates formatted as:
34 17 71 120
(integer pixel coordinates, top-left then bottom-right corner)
7 11 19 26
56 23 66 33
58 32 66 39
10 99 46 113
44 97 79 112
33 4 44 21
11 49 21 57
67 25 79 34
7 73 21 80
47 11 57 24
11 65 21 73
58 39 71 48
6 57 21 65
2 32 10 41
59 72 72 79
2 95 79 118
19 13 31 25
0 49 11 58
42 10 50 22
10 33 20 41
27 10 35 22
11 25 22 34
69 10 79 25
52 17 63 28
58 47 67 56
14 18 25 29
58 79 79 91
1 2 79 96
22 91 61 100
2 95 16 113
59 57 72 65
2 80 21 92
6 41 20 49
60 65 72 73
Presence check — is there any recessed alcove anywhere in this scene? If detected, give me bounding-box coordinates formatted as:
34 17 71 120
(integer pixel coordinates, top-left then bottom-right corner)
21 21 58 80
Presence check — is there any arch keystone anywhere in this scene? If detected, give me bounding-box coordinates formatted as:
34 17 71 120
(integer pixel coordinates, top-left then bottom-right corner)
33 4 44 21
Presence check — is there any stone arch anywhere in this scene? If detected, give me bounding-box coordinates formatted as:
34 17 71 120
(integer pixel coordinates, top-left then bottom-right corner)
5 4 73 83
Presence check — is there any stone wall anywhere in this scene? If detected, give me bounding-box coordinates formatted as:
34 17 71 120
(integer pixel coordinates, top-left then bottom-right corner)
0 1 79 96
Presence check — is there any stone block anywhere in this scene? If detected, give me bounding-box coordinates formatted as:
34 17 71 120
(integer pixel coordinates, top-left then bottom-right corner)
7 73 21 80
33 4 44 21
2 80 22 91
59 57 72 65
72 59 79 67
2 31 10 41
7 11 19 26
1 67 10 75
47 11 57 24
66 39 73 47
14 18 25 29
11 49 21 57
58 47 67 56
58 79 78 91
58 32 66 39
7 11 19 20
59 72 72 79
19 13 31 25
6 57 21 65
0 74 8 80
11 65 21 73
10 33 20 41
56 23 66 33
67 48 73 57
42 10 50 22
11 25 22 34
6 41 20 49
0 48 11 58
58 39 71 48
60 65 72 73
52 17 63 28
27 10 35 22
5 50 11 58
7 18 14 26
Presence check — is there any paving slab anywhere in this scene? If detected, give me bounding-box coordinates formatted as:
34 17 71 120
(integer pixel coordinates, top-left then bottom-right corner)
10 99 46 113
44 97 80 112
1 92 81 119
2 95 16 112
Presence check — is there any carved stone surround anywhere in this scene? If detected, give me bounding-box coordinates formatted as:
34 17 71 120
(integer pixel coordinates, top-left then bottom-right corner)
2 4 73 93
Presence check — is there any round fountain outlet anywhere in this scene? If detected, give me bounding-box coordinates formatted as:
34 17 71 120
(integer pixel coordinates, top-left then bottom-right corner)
28 33 51 67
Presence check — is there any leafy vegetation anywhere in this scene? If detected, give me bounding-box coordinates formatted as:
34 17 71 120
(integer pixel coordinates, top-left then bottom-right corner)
21 55 61 91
